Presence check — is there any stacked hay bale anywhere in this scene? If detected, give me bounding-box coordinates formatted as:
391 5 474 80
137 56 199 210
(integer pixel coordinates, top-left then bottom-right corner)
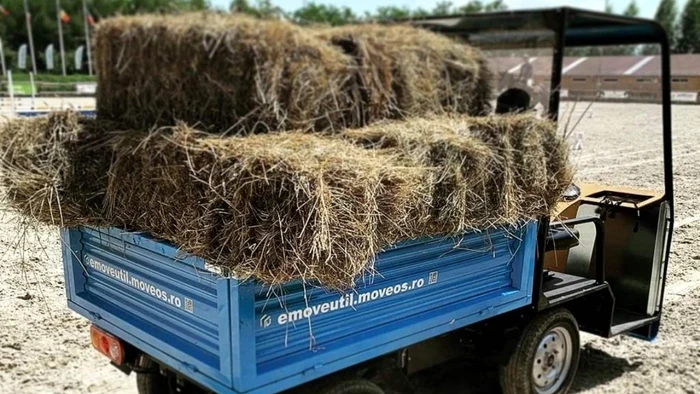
94 13 492 132
343 116 572 233
104 128 429 287
0 14 573 289
94 13 360 133
315 25 493 122
0 113 570 287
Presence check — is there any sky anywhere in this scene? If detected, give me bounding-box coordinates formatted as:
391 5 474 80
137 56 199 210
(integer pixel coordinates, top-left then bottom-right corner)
210 0 689 18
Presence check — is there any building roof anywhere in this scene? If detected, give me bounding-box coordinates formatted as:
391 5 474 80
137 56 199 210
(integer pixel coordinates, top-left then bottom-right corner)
488 56 581 78
634 54 700 76
561 56 642 76
488 54 700 77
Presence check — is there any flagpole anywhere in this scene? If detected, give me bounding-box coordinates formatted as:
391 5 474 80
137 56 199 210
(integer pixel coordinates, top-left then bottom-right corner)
23 0 37 75
82 0 93 76
56 0 67 76
0 39 6 77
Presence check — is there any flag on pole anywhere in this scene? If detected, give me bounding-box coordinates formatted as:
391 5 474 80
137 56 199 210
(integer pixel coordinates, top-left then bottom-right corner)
18 44 27 69
45 44 55 70
75 45 84 71
23 0 37 74
0 6 9 16
81 0 93 75
56 0 68 75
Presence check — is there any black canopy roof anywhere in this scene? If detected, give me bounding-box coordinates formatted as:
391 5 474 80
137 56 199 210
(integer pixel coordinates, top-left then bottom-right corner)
409 7 669 49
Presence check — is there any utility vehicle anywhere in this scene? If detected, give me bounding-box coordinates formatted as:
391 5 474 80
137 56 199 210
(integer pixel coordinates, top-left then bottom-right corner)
62 8 674 394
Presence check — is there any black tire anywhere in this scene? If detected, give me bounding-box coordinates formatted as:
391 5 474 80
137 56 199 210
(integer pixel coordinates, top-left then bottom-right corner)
318 378 385 394
499 308 580 394
136 357 170 394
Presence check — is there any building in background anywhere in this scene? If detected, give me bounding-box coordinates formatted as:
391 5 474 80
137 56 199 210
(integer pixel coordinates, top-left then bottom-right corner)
489 55 700 104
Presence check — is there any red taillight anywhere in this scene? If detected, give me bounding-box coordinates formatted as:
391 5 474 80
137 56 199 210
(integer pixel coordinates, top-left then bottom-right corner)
90 325 125 365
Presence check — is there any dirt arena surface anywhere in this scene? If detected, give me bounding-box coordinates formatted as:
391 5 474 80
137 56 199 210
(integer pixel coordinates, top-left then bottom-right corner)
0 102 698 393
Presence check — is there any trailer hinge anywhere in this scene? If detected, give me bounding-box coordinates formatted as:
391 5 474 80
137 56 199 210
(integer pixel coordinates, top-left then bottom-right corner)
181 362 198 374
480 307 494 316
303 364 324 375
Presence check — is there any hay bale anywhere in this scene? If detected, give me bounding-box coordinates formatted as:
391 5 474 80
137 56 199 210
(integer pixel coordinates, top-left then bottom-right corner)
343 115 572 232
314 24 493 123
105 128 430 288
0 112 570 288
0 112 112 226
94 13 360 133
95 14 494 133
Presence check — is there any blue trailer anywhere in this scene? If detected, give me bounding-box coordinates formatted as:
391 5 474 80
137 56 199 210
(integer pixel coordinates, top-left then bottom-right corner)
62 8 676 394
63 223 537 394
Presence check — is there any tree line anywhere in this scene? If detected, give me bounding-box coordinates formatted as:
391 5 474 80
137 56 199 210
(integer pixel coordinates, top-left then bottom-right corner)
240 0 700 55
0 0 506 73
642 0 700 54
0 0 698 75
0 0 209 73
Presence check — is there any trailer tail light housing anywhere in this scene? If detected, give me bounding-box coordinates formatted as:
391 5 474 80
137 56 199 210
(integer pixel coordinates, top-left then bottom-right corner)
90 325 125 365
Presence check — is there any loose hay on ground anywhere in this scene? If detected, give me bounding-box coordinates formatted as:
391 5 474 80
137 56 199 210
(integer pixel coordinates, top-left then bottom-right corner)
0 113 571 288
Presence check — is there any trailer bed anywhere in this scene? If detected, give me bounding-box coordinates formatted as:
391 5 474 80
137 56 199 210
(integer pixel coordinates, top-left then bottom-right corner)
62 222 537 394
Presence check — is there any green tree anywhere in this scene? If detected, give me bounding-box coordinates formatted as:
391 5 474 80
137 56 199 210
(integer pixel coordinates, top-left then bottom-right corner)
411 8 431 18
600 1 639 55
293 3 356 26
567 1 641 56
677 0 700 53
605 1 614 14
229 0 256 15
623 0 639 17
370 6 412 21
643 0 677 54
456 0 507 13
228 0 281 18
432 1 453 15
0 0 209 73
254 0 282 18
484 0 506 11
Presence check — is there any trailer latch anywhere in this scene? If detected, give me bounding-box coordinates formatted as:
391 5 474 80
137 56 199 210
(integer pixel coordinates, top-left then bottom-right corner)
303 364 324 375
182 362 198 373
480 307 494 316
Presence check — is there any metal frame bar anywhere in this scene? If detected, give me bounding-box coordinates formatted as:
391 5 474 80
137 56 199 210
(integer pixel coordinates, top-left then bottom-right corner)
656 28 675 318
543 10 674 324
532 217 550 310
548 8 567 121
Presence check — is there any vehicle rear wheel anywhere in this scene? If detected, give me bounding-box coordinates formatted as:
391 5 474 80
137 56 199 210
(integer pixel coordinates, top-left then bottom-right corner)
136 357 170 394
318 378 385 394
499 308 580 394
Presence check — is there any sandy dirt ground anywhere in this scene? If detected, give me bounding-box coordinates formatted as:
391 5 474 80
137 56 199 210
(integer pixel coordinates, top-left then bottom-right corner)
0 102 698 394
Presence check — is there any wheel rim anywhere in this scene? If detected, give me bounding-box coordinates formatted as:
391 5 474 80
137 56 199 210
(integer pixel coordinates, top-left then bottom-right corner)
532 326 573 394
